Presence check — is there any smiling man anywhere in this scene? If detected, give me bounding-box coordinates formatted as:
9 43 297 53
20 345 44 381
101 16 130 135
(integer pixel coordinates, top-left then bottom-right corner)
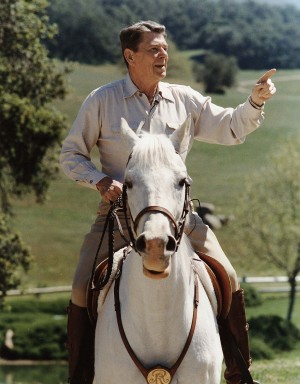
60 20 276 384
123 30 169 100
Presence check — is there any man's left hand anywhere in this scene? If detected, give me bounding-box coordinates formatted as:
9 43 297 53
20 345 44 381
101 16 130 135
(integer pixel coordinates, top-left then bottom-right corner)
251 68 277 106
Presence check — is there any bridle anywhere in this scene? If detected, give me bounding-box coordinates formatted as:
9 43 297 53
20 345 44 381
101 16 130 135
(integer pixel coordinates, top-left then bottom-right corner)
122 176 191 253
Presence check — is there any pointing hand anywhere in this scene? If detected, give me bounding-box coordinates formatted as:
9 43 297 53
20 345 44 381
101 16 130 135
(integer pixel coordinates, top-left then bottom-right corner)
251 68 277 106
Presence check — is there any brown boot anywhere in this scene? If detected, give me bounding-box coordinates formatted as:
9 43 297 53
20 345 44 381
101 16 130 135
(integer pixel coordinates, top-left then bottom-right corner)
218 289 259 384
66 301 95 384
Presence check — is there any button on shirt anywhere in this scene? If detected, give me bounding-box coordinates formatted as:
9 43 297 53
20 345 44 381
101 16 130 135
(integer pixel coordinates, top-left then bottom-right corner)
60 74 264 190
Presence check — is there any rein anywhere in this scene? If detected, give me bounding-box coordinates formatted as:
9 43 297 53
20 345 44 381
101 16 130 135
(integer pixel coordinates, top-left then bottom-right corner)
114 257 199 384
90 196 129 291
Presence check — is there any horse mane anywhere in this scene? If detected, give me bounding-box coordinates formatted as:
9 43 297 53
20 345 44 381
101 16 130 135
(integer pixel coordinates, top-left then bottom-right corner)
131 133 178 170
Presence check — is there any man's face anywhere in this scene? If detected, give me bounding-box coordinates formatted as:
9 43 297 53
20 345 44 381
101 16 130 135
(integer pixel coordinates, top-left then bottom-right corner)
128 32 169 83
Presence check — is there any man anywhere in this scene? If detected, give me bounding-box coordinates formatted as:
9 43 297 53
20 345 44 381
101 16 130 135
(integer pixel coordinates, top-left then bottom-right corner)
60 20 276 384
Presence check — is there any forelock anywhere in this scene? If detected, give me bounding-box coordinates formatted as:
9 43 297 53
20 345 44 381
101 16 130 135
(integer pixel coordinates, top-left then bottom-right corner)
130 134 179 171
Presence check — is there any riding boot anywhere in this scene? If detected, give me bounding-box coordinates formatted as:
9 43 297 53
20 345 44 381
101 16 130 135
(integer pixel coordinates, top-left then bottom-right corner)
66 301 95 384
218 289 260 384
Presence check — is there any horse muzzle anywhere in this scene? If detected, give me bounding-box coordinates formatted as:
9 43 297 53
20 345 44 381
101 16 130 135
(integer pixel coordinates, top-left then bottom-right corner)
136 235 176 279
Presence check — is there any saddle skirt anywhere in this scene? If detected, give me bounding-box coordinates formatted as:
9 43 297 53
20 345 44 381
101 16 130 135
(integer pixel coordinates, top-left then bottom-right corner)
87 248 125 326
193 252 232 319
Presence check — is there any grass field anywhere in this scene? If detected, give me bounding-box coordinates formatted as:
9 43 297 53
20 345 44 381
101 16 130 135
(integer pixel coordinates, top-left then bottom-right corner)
9 58 300 289
1 292 299 382
248 347 300 384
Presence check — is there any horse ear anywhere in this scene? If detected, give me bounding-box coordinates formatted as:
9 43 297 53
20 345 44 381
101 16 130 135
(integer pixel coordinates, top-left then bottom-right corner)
169 114 193 159
120 118 140 152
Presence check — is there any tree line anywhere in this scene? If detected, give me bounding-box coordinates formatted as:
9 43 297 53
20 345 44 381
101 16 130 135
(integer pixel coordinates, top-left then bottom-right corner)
47 0 300 69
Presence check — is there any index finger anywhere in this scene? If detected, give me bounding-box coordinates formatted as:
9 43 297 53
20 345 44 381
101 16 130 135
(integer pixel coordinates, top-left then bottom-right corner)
257 68 276 84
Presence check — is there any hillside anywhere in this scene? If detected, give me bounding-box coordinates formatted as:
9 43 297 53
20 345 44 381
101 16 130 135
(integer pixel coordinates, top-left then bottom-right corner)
12 63 300 288
47 0 300 69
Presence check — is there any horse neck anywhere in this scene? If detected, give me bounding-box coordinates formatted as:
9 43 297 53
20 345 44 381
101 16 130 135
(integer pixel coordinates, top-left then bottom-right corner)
121 236 194 315
116 237 202 368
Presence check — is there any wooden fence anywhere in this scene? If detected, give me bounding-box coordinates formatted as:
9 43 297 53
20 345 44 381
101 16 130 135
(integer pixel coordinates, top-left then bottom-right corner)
3 276 299 296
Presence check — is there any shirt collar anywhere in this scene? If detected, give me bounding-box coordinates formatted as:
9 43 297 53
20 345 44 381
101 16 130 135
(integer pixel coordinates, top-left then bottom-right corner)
124 73 175 103
123 73 138 98
158 81 175 103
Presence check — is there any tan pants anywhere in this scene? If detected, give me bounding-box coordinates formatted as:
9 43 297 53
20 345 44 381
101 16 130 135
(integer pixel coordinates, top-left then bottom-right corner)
72 203 238 307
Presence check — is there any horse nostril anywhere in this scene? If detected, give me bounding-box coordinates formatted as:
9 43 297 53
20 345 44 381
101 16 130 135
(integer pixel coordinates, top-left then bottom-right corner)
166 236 176 252
136 234 146 253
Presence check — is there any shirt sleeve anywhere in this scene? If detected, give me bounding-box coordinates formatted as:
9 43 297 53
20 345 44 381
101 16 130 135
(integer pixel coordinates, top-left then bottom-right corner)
60 90 107 190
190 89 265 145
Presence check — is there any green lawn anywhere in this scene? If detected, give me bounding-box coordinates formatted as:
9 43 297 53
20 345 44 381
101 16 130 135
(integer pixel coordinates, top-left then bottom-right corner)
233 346 300 384
10 61 300 288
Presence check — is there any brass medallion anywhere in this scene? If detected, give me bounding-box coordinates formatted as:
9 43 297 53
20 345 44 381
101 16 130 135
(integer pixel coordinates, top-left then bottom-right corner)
147 367 172 384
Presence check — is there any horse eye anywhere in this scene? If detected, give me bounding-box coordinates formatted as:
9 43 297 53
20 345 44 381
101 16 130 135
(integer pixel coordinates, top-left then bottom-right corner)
179 178 186 187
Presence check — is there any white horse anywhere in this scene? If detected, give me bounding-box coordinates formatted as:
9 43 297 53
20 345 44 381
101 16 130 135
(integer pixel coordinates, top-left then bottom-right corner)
94 116 223 384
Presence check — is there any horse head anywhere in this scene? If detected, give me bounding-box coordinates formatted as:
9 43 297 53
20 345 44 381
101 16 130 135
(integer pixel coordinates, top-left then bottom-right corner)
120 115 192 279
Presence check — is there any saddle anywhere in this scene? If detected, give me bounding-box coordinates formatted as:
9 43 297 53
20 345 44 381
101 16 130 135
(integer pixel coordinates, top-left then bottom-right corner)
194 251 232 319
87 250 232 325
87 250 124 326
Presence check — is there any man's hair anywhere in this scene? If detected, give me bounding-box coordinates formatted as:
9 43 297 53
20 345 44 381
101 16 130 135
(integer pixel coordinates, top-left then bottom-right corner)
119 20 166 66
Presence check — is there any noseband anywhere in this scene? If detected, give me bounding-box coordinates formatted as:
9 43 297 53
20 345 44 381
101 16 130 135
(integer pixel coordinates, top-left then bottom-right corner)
122 177 190 252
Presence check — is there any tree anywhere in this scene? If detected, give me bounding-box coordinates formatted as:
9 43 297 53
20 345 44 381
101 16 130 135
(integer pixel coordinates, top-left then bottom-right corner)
233 139 300 323
192 53 238 94
47 0 122 64
0 0 69 299
0 215 31 305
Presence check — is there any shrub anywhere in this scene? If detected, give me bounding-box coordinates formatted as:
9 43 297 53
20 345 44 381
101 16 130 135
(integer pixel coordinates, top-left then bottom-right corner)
192 53 239 94
249 315 300 352
240 283 263 307
4 297 68 315
3 317 67 360
250 337 274 360
0 302 68 360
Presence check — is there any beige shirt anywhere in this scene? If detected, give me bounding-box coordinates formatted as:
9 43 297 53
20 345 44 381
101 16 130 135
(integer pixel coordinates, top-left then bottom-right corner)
60 74 264 190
